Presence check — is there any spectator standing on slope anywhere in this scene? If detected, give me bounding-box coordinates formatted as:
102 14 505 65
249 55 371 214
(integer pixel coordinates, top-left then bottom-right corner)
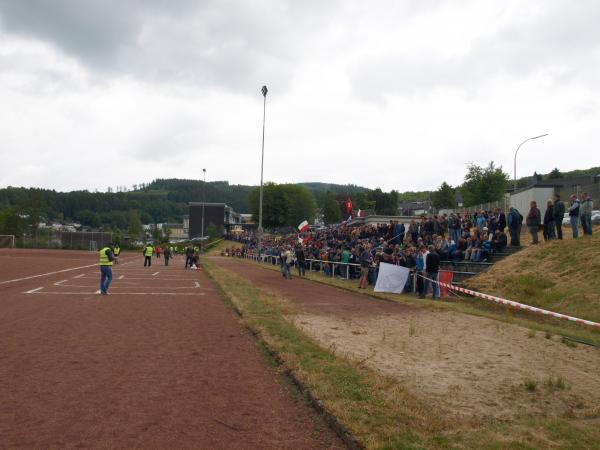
507 207 522 247
568 194 580 239
580 192 593 236
543 199 556 241
526 201 541 244
553 193 565 240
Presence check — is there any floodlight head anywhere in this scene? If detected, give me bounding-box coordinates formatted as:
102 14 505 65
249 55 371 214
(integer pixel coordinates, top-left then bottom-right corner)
261 85 268 97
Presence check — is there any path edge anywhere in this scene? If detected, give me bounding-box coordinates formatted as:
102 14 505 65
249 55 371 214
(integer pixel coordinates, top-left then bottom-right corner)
203 263 364 450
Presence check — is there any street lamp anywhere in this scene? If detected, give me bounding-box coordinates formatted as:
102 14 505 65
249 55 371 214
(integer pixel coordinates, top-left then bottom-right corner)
201 168 206 251
513 133 548 192
258 85 268 247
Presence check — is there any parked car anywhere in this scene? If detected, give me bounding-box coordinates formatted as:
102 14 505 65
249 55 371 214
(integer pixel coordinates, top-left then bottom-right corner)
562 211 600 225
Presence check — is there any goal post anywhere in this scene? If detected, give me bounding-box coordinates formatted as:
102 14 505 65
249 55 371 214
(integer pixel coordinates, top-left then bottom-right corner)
0 235 16 248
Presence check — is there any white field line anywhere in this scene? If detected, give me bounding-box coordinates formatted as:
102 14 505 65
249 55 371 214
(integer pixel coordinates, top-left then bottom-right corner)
118 275 125 279
73 274 85 279
1 257 137 286
101 277 202 281
24 287 43 294
28 291 206 296
152 272 160 276
1 263 98 285
54 285 202 290
54 280 68 286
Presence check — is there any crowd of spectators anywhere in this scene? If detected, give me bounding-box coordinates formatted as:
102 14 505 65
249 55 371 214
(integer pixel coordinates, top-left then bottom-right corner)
224 193 593 297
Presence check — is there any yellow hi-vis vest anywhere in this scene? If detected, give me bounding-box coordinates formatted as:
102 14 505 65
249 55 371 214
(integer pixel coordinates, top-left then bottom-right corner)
113 246 120 256
99 247 113 266
144 245 154 257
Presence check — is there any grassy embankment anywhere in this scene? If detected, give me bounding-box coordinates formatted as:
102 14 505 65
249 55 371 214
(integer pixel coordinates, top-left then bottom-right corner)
204 258 600 449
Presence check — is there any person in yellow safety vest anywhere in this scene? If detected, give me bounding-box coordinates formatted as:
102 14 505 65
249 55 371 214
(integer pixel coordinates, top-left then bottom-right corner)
143 243 154 267
113 244 121 264
99 243 115 295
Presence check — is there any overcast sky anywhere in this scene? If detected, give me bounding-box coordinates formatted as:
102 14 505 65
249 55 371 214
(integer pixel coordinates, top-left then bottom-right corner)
1 0 598 193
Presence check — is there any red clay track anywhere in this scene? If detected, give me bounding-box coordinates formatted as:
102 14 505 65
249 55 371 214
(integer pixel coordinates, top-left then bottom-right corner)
0 249 343 448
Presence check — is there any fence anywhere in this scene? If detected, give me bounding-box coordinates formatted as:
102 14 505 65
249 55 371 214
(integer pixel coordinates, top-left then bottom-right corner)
243 253 361 280
18 230 113 250
240 253 446 295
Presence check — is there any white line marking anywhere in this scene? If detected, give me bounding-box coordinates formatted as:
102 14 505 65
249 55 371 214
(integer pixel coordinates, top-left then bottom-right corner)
0 257 135 286
0 263 98 285
73 274 85 279
152 272 159 276
118 275 124 279
24 287 43 294
54 279 68 286
28 291 206 296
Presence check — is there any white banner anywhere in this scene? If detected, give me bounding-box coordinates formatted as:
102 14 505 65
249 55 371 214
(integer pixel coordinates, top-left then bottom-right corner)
374 263 410 294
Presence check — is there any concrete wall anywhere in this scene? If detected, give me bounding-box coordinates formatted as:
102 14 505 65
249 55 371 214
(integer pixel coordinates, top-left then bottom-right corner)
509 187 554 223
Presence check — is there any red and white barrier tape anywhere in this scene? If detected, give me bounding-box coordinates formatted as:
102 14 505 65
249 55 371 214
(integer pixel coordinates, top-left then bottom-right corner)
418 274 600 329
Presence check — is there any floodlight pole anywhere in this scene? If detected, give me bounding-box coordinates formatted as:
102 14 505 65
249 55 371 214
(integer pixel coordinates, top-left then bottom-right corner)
258 85 268 249
513 133 548 192
201 168 206 251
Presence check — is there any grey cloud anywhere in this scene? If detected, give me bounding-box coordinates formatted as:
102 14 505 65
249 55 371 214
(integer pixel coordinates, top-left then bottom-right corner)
0 0 338 93
349 0 600 100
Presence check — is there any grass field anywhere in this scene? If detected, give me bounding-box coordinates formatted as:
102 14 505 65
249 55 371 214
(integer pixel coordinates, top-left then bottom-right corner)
465 232 600 324
205 257 600 449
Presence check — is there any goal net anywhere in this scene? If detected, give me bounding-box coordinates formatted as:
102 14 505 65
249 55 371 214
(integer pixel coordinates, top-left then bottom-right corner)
0 235 16 248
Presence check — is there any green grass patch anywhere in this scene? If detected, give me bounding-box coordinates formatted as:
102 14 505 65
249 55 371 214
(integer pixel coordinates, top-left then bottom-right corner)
204 257 600 449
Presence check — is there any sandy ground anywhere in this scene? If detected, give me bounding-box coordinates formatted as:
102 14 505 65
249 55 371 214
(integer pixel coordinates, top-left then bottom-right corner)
292 312 600 422
216 258 600 423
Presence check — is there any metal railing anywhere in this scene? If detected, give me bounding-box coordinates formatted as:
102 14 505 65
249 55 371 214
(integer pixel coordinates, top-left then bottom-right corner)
242 253 361 280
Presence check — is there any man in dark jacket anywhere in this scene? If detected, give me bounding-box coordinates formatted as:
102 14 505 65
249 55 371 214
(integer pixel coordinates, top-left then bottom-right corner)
543 200 556 241
422 245 440 299
526 201 541 244
507 207 522 247
553 193 565 240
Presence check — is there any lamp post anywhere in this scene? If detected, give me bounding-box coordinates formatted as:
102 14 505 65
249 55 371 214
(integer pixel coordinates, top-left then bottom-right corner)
513 133 548 192
258 85 268 248
201 168 206 251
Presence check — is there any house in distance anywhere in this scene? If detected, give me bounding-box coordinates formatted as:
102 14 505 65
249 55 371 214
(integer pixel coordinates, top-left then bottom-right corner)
188 202 242 240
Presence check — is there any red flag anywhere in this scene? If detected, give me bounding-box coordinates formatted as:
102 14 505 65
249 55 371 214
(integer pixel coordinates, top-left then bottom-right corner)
345 198 353 215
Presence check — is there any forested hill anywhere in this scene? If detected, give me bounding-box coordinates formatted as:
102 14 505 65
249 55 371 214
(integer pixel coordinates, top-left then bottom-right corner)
0 179 383 230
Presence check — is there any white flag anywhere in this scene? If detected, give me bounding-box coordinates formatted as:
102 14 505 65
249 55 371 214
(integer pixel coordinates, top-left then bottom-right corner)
374 263 410 294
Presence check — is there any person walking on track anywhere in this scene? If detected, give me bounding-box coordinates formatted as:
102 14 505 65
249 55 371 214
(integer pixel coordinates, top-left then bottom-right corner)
163 245 172 266
112 243 121 264
185 245 194 269
99 243 115 295
143 243 154 267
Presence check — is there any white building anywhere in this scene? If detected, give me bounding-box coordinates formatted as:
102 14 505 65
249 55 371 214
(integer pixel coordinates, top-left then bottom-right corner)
509 185 555 222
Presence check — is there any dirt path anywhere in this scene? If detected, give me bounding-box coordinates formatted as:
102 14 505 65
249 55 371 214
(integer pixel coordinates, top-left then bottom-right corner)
214 257 600 422
0 250 343 448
